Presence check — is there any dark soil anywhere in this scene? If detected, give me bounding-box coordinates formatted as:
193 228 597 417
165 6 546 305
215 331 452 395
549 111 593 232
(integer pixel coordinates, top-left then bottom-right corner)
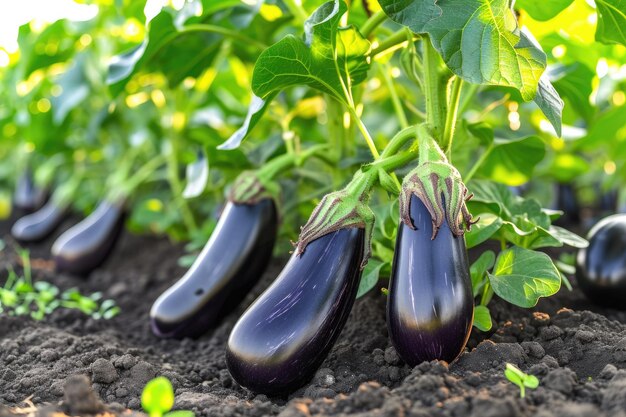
1 214 626 417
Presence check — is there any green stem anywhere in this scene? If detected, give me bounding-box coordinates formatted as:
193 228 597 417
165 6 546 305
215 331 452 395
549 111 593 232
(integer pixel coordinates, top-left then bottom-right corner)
360 10 388 37
181 24 267 50
464 143 494 182
371 29 411 57
258 145 327 181
282 0 308 25
380 126 416 158
442 76 463 155
165 139 198 234
381 63 409 129
370 151 415 173
111 154 167 202
423 35 446 138
348 106 380 159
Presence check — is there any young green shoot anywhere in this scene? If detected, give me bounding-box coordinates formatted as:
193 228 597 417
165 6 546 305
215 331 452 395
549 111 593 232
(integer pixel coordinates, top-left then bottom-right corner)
142 377 194 417
505 363 539 398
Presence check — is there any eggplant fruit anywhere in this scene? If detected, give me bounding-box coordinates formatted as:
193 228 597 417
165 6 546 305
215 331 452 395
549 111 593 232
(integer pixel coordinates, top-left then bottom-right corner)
52 200 126 275
150 199 278 339
576 214 626 309
13 172 46 214
11 200 67 243
553 183 580 225
226 228 364 395
387 195 473 366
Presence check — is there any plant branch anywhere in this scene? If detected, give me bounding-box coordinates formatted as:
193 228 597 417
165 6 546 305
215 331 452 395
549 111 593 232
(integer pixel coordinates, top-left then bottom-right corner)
381 63 409 129
422 35 446 137
442 76 464 155
360 11 388 37
371 30 412 57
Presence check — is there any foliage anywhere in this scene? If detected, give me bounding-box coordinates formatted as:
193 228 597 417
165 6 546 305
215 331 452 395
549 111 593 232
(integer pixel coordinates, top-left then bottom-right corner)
142 377 194 417
504 363 540 398
0 247 119 320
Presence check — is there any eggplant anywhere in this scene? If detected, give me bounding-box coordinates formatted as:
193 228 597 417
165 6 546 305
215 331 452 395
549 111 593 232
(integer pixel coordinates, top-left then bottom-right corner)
226 228 364 395
13 172 46 214
387 195 473 366
52 200 126 275
11 199 68 243
576 214 626 309
150 199 278 339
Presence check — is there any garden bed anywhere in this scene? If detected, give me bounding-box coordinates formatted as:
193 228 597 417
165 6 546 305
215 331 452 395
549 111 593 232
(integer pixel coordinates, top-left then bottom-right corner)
1 217 626 417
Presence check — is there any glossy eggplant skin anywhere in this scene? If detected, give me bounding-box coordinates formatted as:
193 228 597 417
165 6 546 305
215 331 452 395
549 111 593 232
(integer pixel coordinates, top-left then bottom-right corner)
13 173 46 214
150 199 278 339
553 183 580 226
11 200 68 243
226 228 364 396
52 200 126 275
576 214 626 309
387 195 473 366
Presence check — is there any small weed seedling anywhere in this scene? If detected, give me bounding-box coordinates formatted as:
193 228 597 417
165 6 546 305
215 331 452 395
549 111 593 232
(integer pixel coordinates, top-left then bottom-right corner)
505 363 539 398
0 247 120 320
142 377 194 417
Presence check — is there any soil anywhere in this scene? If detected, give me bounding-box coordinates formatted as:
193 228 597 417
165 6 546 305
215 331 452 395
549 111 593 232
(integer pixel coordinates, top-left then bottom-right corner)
1 214 626 417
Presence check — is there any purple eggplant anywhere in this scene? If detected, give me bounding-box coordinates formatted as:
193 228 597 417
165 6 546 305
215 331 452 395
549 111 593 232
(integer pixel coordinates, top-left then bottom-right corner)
576 214 626 309
150 199 278 339
387 195 473 366
13 172 46 214
52 200 126 275
11 199 68 243
226 228 364 395
553 183 580 225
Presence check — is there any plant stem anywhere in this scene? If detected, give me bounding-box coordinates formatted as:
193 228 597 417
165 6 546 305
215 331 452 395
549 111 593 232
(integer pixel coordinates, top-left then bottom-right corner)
166 138 198 234
371 29 410 57
464 143 494 182
442 76 464 155
348 106 380 159
381 126 416 158
360 10 387 37
282 0 309 25
423 35 446 138
381 63 409 129
181 24 267 50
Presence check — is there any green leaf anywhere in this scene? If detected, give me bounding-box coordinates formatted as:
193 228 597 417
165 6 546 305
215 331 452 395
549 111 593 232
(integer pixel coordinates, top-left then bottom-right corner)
547 226 588 248
465 214 503 249
142 377 175 416
52 54 90 125
478 136 546 186
223 0 371 148
470 250 496 296
357 259 385 298
488 246 561 308
595 0 626 46
108 10 222 95
551 63 595 123
473 305 492 331
379 0 441 33
182 151 209 199
547 153 590 183
515 0 573 21
165 411 195 417
533 73 563 137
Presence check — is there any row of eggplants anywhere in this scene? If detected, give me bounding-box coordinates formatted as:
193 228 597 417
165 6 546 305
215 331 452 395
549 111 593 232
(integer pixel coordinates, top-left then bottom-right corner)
11 172 127 275
12 170 626 396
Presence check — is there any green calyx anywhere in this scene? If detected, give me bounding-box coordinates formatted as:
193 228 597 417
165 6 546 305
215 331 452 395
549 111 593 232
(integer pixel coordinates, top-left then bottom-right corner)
228 171 277 205
399 124 476 238
296 170 375 269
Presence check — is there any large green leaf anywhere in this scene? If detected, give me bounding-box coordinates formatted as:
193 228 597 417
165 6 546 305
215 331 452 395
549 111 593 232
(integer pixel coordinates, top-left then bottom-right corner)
515 0 573 21
107 9 222 95
488 246 561 307
551 63 595 123
477 136 546 186
52 55 90 125
595 0 626 46
222 0 371 148
533 73 564 136
379 0 563 135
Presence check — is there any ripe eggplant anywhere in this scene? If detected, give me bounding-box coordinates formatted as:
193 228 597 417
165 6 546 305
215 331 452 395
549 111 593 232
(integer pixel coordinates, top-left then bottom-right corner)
150 199 278 339
553 183 580 225
226 228 364 395
52 200 126 275
387 195 473 366
576 214 626 309
13 172 46 214
11 199 68 243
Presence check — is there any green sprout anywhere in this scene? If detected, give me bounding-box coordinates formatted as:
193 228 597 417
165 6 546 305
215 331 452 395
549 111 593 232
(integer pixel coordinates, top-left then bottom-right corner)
142 377 194 417
504 363 539 398
0 247 120 320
